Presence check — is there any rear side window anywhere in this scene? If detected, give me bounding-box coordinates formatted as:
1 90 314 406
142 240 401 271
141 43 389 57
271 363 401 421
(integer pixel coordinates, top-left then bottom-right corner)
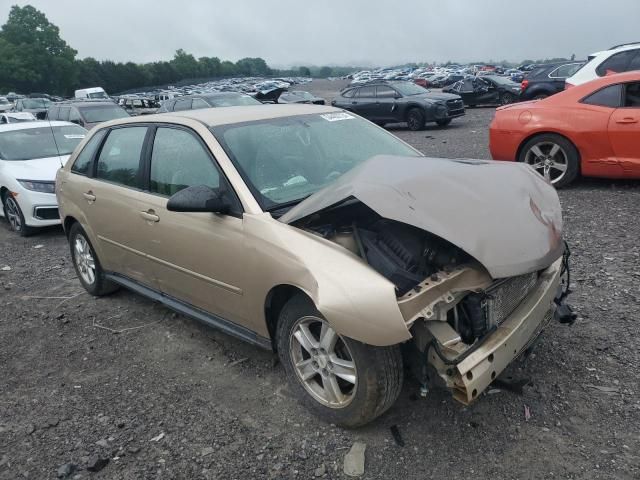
596 50 638 76
71 130 106 175
96 127 147 188
628 52 640 72
581 84 623 108
149 127 220 196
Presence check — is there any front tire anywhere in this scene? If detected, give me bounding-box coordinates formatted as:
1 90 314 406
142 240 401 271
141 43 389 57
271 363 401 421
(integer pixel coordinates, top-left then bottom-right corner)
406 108 426 131
276 294 403 427
436 118 452 127
518 133 579 187
2 193 35 237
68 223 119 296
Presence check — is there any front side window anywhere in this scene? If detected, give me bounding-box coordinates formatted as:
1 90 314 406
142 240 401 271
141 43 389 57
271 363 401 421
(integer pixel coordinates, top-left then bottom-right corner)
48 106 60 120
549 63 583 78
191 98 211 110
342 89 355 98
71 130 106 175
213 113 419 210
582 84 623 108
149 127 220 196
0 125 86 160
173 99 193 111
596 50 637 76
375 86 396 98
358 86 375 98
392 82 427 96
96 127 147 188
624 82 640 107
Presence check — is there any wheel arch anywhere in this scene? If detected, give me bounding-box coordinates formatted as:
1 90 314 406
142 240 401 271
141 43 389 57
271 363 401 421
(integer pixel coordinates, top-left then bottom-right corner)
63 215 79 237
516 130 582 174
264 284 312 351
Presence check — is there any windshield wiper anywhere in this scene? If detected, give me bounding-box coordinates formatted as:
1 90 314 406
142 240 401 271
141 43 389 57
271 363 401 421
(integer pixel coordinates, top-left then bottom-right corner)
265 194 312 213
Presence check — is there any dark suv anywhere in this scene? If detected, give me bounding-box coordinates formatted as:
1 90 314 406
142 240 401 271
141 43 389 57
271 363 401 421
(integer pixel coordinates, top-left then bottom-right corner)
47 101 129 130
331 81 464 130
520 62 584 100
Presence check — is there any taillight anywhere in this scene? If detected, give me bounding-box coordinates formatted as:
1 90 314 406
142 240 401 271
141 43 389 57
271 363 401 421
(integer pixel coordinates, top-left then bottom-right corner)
521 79 529 91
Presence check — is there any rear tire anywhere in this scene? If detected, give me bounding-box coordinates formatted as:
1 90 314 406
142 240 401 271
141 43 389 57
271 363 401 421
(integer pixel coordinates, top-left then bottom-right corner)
406 108 426 131
2 193 35 237
68 223 119 296
518 133 579 188
533 93 548 100
276 294 403 427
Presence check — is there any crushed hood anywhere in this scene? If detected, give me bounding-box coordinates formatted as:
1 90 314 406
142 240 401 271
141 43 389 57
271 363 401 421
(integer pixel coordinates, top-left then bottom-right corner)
280 155 564 279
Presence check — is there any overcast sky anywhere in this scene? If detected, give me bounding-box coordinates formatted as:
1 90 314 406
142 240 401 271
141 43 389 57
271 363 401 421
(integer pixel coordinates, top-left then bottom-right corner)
3 0 639 67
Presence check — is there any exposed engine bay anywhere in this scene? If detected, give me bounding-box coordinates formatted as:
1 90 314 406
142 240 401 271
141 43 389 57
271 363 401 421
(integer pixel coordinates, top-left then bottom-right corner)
293 200 515 345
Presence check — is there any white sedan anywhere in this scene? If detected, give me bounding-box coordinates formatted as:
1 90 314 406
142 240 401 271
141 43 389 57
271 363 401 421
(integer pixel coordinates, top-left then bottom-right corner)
0 121 87 236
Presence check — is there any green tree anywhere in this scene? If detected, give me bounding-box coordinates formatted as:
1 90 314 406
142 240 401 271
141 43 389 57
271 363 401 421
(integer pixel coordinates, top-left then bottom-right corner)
170 49 200 79
0 5 78 94
298 66 311 76
318 66 333 78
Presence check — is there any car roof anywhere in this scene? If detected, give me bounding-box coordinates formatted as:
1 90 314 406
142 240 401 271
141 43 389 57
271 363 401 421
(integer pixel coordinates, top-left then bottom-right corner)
100 104 339 128
0 120 77 132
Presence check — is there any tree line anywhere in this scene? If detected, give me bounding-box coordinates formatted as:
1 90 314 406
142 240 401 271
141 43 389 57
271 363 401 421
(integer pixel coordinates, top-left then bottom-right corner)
0 5 343 96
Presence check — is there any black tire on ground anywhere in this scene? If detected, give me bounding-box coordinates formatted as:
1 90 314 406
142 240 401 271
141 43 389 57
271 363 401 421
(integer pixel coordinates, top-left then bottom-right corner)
374 121 387 128
500 92 515 105
436 118 452 127
2 192 35 237
68 222 119 296
518 133 580 188
533 93 548 100
406 108 426 131
276 293 403 428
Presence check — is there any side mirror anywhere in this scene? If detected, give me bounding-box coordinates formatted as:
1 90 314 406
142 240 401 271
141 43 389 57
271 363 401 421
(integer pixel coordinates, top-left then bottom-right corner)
167 185 230 214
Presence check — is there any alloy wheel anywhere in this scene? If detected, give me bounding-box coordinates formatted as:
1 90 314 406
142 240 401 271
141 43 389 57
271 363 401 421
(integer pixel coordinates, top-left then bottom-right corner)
524 141 568 184
5 196 22 231
289 316 357 408
74 234 96 285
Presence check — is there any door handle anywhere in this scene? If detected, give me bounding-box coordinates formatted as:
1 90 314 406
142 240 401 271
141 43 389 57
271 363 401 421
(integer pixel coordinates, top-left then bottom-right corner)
82 191 96 203
616 118 638 124
139 210 160 222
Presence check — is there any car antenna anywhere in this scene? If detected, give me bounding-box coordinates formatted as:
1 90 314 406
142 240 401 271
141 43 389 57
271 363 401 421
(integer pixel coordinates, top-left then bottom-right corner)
43 98 64 167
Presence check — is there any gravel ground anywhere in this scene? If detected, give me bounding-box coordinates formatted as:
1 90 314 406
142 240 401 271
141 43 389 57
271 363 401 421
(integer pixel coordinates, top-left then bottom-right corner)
1 80 639 479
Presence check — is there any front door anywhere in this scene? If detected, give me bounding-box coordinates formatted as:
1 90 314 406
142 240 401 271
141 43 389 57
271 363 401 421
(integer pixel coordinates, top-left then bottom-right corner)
608 81 640 176
374 86 399 122
139 126 249 325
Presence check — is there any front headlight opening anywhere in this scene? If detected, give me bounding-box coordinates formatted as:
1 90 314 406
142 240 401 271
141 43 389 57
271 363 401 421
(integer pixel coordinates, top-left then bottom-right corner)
17 180 55 193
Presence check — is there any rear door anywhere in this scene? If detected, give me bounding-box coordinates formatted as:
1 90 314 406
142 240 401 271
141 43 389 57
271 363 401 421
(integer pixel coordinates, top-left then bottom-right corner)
352 86 377 119
81 125 159 287
608 81 640 176
137 126 249 325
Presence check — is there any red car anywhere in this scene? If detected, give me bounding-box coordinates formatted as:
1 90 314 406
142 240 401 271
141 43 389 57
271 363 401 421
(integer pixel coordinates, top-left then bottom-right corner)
490 71 640 187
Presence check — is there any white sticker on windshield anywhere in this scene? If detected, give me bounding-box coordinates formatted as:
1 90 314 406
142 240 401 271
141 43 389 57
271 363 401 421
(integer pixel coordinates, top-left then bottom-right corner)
64 134 86 139
320 112 354 122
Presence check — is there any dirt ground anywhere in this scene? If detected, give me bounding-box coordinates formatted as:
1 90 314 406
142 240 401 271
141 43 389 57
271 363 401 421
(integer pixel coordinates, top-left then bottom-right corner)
1 80 639 479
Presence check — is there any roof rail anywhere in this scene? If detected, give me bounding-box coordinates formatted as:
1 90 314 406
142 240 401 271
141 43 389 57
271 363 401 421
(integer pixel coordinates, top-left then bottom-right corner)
609 41 640 50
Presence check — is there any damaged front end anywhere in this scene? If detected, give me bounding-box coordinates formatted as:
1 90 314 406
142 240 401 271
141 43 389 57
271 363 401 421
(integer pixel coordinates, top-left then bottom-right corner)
280 155 575 404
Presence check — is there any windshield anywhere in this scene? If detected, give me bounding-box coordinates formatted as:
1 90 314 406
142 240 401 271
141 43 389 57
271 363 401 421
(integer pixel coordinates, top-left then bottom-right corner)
80 105 129 123
207 94 260 107
212 113 419 210
392 82 428 96
0 125 86 160
88 92 109 99
292 91 314 100
23 99 51 109
0 98 9 105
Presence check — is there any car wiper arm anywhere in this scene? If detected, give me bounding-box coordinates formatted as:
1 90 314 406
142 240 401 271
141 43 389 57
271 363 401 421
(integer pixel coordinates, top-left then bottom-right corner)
265 194 311 213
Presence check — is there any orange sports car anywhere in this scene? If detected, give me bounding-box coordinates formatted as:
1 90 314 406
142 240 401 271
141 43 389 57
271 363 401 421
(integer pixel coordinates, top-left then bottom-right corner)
489 71 640 187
